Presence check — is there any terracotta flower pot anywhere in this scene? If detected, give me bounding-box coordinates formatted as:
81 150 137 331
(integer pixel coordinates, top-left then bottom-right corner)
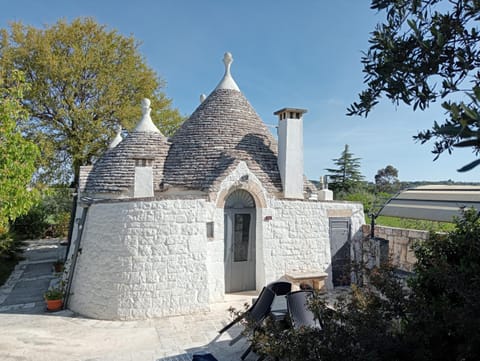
46 299 63 311
53 262 64 273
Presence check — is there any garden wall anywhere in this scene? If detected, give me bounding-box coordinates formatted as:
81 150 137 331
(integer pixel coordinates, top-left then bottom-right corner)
362 224 430 272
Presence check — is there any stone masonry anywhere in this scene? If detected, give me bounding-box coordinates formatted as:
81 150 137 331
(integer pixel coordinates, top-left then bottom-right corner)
362 224 430 272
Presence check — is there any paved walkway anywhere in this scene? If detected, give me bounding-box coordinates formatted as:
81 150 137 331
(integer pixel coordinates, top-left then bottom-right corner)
0 240 260 361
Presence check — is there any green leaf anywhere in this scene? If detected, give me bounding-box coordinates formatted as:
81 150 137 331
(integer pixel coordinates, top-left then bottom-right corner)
458 158 480 172
460 104 479 121
453 139 480 148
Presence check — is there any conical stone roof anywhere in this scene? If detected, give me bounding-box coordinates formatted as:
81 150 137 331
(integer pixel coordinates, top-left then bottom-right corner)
163 87 283 194
85 99 169 195
85 131 170 195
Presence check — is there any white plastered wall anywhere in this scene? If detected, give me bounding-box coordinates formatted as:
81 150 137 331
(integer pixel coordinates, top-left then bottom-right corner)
68 199 215 320
211 161 365 299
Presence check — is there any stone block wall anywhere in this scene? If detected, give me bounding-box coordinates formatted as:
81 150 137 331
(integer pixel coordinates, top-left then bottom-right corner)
264 200 365 289
69 199 214 320
362 224 430 272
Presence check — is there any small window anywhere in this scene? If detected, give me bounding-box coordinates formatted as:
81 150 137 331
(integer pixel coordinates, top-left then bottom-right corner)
135 159 152 166
206 222 214 238
233 213 251 262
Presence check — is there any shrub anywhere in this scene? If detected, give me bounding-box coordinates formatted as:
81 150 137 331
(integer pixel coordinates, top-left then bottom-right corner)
11 186 72 239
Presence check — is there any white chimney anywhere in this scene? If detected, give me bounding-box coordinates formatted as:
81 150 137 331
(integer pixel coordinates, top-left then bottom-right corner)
275 107 307 199
318 175 333 201
134 158 154 198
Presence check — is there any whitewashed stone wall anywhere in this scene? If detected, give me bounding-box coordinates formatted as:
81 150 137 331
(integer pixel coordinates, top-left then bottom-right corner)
69 199 216 320
263 199 364 289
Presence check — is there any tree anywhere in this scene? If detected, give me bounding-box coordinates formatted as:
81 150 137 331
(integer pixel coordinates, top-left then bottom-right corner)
0 70 39 233
348 0 480 172
375 165 400 193
405 208 480 360
0 17 183 185
325 144 364 193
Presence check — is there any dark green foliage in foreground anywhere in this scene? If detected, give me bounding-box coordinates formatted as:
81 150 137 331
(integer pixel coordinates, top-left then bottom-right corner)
245 209 480 360
407 209 480 360
0 233 24 286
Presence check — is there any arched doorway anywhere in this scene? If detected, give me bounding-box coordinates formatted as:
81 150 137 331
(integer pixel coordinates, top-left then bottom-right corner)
224 189 256 292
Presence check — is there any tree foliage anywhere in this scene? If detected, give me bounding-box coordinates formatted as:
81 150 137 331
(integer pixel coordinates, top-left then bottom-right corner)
348 0 480 171
375 165 400 193
407 208 480 360
0 17 183 184
325 144 364 193
0 70 39 232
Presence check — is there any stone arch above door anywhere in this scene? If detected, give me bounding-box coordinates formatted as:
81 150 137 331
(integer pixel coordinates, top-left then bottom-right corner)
224 189 255 209
216 183 267 209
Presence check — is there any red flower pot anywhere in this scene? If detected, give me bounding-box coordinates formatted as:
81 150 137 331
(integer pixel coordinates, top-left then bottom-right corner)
46 299 63 311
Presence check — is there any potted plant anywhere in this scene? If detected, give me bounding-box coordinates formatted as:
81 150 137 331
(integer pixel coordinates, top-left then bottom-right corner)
44 285 64 311
53 259 64 273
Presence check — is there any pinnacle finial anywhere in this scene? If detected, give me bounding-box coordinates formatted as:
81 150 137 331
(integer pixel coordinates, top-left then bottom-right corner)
223 52 233 73
215 52 240 91
109 126 123 148
142 98 151 115
134 98 161 133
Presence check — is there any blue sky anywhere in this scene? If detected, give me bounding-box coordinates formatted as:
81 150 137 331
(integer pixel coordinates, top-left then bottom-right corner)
1 0 478 183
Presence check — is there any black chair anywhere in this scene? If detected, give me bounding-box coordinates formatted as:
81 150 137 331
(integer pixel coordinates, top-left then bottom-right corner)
192 354 218 361
286 290 322 330
217 287 275 361
267 281 291 296
218 287 275 335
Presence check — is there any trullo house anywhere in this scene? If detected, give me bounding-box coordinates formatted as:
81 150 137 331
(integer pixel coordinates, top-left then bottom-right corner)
66 53 364 320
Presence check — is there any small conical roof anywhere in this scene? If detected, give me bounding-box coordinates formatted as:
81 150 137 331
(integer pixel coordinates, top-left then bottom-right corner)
84 100 169 195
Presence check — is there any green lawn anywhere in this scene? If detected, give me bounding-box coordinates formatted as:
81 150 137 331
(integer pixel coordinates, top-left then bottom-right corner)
366 215 455 233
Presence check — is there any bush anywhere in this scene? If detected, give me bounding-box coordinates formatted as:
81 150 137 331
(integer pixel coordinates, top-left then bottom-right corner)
0 232 24 286
11 186 72 239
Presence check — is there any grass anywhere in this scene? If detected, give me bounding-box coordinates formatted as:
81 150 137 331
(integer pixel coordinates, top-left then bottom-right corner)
366 215 455 233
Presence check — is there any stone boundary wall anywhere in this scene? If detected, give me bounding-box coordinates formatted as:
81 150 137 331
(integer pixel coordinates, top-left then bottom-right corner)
362 224 430 272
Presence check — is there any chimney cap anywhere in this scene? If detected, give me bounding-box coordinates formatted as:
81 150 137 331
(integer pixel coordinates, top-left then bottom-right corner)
273 107 308 116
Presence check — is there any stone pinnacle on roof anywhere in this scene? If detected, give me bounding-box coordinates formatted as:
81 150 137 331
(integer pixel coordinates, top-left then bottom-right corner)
134 98 161 133
215 52 240 91
108 126 123 149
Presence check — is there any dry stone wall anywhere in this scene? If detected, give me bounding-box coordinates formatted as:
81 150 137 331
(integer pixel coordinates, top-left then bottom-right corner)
362 224 430 272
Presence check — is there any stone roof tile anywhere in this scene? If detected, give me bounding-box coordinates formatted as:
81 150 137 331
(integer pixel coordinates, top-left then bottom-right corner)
85 132 169 194
163 88 283 194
